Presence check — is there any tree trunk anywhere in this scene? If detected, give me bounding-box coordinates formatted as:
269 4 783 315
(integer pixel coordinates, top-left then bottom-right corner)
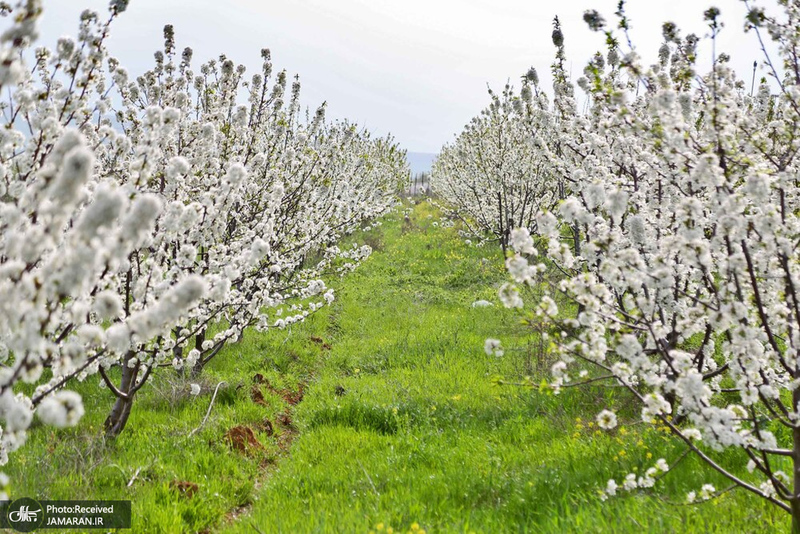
191 329 206 377
173 327 184 377
104 354 140 437
572 223 581 256
498 192 507 256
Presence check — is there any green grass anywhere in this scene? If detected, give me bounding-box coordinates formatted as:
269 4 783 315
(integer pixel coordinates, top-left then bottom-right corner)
8 200 789 532
219 202 785 533
7 282 334 532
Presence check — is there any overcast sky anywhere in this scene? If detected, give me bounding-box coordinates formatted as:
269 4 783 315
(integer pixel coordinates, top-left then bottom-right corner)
38 0 777 153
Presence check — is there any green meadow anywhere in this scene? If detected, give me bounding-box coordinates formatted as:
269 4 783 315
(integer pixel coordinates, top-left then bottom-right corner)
11 201 784 533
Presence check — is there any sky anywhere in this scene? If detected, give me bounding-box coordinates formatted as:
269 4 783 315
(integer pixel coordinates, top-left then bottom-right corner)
37 0 778 154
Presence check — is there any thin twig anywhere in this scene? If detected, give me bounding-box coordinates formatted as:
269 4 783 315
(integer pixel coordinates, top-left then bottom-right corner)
127 467 141 487
655 484 738 507
357 459 380 496
188 381 227 438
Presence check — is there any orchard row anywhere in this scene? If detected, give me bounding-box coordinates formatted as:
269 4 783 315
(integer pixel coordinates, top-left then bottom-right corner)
0 0 408 495
433 2 800 528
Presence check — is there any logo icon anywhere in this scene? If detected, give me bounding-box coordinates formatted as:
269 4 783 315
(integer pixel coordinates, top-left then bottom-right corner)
10 505 39 522
6 498 44 532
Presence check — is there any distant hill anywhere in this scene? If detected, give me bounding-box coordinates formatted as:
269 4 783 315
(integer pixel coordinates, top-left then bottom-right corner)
407 152 437 175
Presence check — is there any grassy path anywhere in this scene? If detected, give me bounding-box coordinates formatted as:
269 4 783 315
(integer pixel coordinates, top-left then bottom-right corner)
9 201 785 533
220 202 782 533
220 201 532 532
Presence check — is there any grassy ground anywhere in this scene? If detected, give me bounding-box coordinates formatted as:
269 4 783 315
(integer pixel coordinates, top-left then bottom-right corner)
219 202 784 533
8 200 788 532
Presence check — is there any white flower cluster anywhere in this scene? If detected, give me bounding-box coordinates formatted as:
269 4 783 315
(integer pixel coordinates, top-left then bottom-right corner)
0 0 408 473
685 483 717 504
484 338 503 357
449 4 800 520
600 458 669 501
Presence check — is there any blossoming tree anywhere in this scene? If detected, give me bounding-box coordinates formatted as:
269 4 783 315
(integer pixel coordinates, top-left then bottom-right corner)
0 0 408 494
432 78 560 254
444 0 800 530
509 2 800 531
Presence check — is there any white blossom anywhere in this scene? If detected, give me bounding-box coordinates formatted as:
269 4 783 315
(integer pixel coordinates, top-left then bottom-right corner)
596 409 617 430
484 338 503 357
37 391 84 428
